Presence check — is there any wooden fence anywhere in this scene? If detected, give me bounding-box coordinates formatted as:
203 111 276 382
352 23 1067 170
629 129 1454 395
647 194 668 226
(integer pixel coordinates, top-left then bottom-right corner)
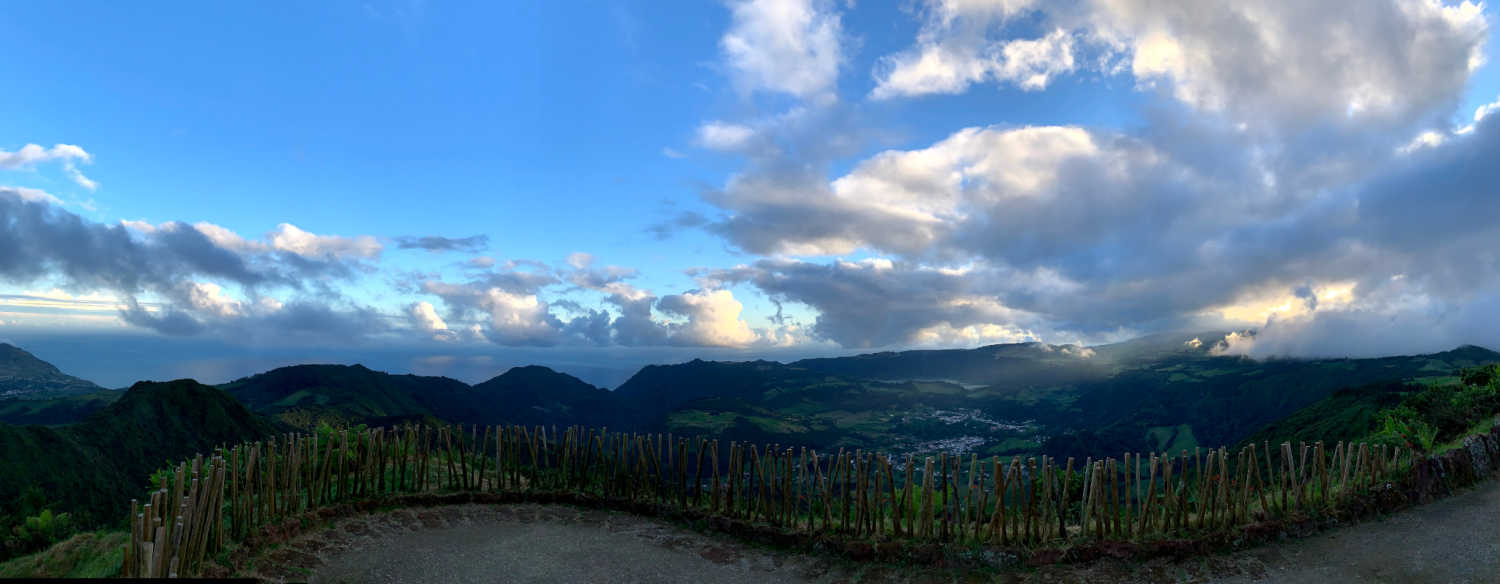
122 423 1411 577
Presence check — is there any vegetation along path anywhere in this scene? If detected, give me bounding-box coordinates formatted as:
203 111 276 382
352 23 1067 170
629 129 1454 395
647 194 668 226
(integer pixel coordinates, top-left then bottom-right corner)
254 481 1500 584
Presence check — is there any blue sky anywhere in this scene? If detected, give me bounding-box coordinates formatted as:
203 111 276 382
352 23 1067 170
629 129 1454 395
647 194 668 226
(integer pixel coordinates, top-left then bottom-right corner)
3 0 1500 388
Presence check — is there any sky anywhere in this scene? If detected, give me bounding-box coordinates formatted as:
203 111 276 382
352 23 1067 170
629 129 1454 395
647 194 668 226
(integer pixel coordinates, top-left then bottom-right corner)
2 0 1500 389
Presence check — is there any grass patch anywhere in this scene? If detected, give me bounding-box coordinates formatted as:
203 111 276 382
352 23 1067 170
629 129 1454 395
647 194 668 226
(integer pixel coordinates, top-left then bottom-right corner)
666 410 737 434
1146 424 1198 453
0 530 125 578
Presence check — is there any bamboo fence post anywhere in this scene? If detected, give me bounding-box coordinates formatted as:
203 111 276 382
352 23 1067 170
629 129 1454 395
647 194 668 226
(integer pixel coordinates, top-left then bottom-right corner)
919 456 934 539
691 438 707 508
710 441 721 513
986 456 1002 543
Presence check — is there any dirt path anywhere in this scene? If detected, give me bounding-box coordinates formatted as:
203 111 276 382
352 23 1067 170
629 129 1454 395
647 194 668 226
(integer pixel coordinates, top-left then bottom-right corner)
1204 478 1500 584
251 481 1500 584
253 504 885 584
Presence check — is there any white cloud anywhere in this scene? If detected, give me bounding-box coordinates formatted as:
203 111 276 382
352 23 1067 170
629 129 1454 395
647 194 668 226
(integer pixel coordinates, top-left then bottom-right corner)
712 124 1113 256
194 222 268 253
993 29 1076 90
871 0 1487 135
256 297 284 313
0 143 91 170
696 121 756 151
1080 0 1487 127
911 321 1036 347
268 223 382 259
721 0 845 100
1 186 64 206
0 144 97 191
1457 94 1500 135
66 165 97 191
565 252 594 269
659 288 759 347
180 281 243 318
1397 130 1447 154
479 289 561 346
872 44 994 99
872 28 1075 99
408 300 455 341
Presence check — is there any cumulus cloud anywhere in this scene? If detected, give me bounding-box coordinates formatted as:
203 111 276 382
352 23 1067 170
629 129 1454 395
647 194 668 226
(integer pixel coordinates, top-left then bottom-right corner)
192 222 267 254
707 124 1172 260
1076 0 1487 129
66 166 98 191
0 144 97 192
696 121 757 151
4 186 63 206
411 256 798 350
705 258 1065 348
1457 94 1500 135
721 0 845 100
270 223 382 260
394 235 489 253
870 0 1072 99
873 25 1076 99
408 300 453 341
692 96 1500 354
658 289 760 347
873 0 1486 133
475 288 563 346
418 261 614 347
0 144 91 170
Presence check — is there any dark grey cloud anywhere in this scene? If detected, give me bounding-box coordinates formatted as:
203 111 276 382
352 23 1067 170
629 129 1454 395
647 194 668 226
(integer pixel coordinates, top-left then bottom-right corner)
645 211 709 240
119 299 207 336
0 189 390 342
704 259 1037 348
0 194 263 293
394 234 490 253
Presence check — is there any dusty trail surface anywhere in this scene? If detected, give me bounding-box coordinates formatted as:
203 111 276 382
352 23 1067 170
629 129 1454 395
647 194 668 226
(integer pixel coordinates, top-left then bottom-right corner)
252 482 1500 584
1197 478 1500 584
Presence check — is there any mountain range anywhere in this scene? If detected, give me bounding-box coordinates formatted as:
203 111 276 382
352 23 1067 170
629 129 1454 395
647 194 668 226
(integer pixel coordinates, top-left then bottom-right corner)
2 331 1499 541
7 331 1497 459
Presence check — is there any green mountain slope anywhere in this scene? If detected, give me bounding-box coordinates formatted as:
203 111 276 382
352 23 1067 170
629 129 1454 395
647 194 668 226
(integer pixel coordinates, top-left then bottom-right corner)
219 363 619 429
0 344 102 401
1038 345 1500 458
0 380 278 536
470 365 623 427
1238 380 1414 447
792 341 1116 388
0 390 121 426
219 364 474 429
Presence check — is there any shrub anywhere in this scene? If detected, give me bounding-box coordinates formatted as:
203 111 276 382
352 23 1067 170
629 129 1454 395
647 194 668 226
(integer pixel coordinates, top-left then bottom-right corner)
1377 405 1438 452
3 509 74 558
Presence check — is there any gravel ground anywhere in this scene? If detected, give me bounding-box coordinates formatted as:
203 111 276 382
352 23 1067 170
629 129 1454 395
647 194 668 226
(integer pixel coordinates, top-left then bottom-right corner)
245 480 1500 584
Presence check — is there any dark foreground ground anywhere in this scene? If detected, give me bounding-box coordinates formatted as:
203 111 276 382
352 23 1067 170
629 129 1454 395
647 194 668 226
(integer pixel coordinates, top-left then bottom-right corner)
244 479 1500 584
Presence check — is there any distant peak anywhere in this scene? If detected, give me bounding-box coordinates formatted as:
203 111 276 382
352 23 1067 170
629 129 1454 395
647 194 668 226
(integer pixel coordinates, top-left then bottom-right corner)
0 342 100 399
508 364 558 373
483 364 582 382
490 365 569 380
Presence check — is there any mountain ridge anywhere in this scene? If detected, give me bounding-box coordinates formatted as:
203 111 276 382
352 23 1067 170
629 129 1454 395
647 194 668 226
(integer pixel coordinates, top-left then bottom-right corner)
0 343 103 400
